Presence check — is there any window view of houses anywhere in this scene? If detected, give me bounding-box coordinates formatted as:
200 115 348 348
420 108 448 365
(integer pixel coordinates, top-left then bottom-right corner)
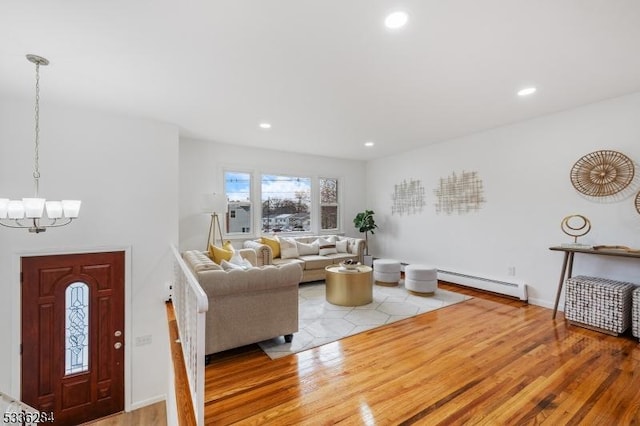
225 171 252 234
262 175 311 232
224 172 338 234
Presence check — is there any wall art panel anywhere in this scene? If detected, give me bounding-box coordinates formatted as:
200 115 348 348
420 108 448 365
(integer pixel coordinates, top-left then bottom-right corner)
391 179 426 215
434 171 486 215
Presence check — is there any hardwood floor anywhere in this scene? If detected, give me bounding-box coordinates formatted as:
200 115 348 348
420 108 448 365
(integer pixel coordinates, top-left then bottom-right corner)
81 401 166 425
204 283 640 425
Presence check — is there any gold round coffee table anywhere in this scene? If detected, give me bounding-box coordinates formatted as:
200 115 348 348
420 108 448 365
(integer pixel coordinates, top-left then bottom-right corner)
325 264 373 306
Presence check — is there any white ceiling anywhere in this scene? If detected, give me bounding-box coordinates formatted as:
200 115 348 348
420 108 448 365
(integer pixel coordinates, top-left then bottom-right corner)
2 1 640 161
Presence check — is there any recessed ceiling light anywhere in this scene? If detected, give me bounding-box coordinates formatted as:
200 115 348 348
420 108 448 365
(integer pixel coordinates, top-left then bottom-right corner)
259 122 272 129
364 141 375 147
385 11 409 29
517 87 537 96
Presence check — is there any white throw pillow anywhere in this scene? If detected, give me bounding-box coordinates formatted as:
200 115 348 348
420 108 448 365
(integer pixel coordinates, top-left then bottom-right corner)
317 237 337 256
297 240 319 256
279 237 300 259
229 251 245 265
336 239 348 253
221 258 252 270
348 239 359 254
221 259 244 270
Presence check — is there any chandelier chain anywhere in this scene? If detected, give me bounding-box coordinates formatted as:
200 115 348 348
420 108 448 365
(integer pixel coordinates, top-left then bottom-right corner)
33 61 41 196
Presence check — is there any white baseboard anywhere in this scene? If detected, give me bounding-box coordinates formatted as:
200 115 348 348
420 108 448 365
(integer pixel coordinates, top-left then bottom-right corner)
128 394 166 412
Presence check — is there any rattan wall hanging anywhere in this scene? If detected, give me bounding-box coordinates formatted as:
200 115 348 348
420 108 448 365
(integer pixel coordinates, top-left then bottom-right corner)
570 150 635 197
635 191 640 215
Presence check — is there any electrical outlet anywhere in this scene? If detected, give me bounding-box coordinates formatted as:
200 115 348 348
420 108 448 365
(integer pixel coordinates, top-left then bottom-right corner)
166 282 173 301
135 335 152 346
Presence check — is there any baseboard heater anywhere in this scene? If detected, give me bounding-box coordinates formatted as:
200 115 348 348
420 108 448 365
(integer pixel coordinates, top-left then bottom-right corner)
437 269 528 301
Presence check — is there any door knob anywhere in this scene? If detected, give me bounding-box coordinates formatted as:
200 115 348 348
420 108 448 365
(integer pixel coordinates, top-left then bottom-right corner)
114 330 122 337
114 342 122 349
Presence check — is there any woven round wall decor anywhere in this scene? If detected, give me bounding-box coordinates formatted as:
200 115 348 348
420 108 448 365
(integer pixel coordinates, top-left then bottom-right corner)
570 150 635 197
636 191 640 215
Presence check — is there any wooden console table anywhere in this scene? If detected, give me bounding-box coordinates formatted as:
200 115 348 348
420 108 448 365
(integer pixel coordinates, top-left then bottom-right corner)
549 246 640 319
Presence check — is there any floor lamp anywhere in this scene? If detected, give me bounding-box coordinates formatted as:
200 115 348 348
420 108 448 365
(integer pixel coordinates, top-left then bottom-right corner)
202 193 225 250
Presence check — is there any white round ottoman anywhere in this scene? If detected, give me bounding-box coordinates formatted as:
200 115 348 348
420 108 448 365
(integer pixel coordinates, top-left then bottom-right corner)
405 264 437 295
373 259 401 286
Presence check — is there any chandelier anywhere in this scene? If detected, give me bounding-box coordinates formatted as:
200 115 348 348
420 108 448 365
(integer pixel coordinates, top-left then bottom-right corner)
0 54 81 233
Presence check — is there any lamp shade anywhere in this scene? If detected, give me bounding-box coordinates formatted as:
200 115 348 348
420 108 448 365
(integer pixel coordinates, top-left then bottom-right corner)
62 200 81 218
8 200 25 219
23 198 46 218
45 201 63 219
200 192 226 213
0 199 9 218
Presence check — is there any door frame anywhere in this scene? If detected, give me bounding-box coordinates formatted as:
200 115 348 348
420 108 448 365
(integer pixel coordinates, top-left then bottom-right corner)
10 245 132 413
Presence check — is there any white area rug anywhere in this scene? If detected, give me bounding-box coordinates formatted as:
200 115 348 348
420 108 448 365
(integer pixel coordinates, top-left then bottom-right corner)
258 281 471 359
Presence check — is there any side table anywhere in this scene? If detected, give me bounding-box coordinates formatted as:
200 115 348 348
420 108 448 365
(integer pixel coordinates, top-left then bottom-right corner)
325 265 373 306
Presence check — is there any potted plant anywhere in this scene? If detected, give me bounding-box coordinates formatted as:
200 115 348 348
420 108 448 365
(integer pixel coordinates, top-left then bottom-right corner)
353 210 377 266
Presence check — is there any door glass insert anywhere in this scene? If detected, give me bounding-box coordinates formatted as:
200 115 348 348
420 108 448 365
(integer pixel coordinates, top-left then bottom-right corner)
65 282 89 375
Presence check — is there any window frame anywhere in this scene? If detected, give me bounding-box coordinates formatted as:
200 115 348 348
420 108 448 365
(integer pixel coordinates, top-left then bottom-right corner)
223 169 254 237
221 169 342 238
319 176 340 232
260 173 313 234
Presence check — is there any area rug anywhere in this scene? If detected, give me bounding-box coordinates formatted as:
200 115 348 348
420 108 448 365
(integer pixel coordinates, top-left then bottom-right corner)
258 281 471 359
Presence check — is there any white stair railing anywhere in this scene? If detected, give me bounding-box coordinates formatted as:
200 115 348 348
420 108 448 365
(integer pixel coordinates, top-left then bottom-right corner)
169 245 208 426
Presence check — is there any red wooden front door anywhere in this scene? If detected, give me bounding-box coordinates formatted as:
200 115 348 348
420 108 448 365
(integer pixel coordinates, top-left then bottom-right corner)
21 251 125 425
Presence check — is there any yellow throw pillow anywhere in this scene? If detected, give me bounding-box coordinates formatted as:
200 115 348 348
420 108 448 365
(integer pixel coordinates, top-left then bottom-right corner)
260 236 281 258
208 241 235 264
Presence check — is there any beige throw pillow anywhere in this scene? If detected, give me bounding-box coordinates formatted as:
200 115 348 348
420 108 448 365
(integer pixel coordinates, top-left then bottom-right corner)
317 237 337 256
297 240 319 256
279 237 300 259
336 239 348 253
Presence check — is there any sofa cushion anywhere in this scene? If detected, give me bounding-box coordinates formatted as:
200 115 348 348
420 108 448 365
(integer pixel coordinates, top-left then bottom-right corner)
325 253 358 263
317 237 337 256
296 240 319 255
272 257 305 268
260 236 281 258
279 237 300 259
299 255 333 270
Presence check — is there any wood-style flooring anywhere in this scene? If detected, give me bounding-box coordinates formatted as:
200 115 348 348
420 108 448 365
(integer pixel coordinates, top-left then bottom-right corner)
82 401 166 426
204 283 640 425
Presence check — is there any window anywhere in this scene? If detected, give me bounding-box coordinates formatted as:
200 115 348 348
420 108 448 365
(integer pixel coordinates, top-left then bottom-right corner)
65 282 89 375
320 177 339 230
261 174 311 233
224 171 252 234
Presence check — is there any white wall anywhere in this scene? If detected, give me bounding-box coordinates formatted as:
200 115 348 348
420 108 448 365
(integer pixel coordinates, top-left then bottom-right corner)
0 98 179 409
179 138 367 250
367 92 640 308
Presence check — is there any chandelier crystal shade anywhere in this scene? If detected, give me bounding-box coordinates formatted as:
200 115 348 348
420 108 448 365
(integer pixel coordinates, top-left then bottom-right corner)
0 54 81 233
